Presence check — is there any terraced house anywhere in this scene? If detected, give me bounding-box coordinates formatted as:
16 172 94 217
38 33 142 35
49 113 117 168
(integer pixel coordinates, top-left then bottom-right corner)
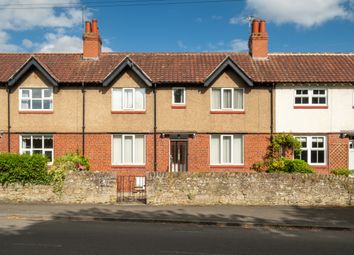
0 19 353 179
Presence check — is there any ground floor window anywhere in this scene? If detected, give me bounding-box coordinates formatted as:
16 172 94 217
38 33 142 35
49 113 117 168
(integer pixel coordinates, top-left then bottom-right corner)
296 136 326 165
20 135 54 163
210 134 243 165
112 134 145 165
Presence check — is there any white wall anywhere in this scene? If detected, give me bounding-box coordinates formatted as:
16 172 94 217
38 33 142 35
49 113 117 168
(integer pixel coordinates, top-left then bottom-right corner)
275 86 354 133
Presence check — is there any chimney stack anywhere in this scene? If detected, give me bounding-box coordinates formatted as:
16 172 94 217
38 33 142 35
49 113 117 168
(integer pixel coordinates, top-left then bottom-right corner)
83 19 102 60
248 19 268 59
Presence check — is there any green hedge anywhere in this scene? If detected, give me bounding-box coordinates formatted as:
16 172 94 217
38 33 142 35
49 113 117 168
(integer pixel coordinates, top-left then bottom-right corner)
268 158 314 174
330 168 351 177
0 153 50 185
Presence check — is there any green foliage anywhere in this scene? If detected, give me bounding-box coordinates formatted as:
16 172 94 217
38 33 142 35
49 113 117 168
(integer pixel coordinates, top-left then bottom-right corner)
49 153 90 193
330 168 350 177
270 134 302 158
53 153 90 171
0 153 50 185
268 158 314 174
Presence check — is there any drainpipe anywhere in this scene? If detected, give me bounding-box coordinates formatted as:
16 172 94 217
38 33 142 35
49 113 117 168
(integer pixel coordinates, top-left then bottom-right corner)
82 82 86 156
270 82 275 139
153 83 157 172
6 83 10 152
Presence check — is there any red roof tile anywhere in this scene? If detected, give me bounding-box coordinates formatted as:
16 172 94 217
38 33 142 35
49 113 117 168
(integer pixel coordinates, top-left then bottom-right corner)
0 52 353 85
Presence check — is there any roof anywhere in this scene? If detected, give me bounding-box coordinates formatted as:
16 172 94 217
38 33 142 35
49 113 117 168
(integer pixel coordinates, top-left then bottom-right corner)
0 52 353 85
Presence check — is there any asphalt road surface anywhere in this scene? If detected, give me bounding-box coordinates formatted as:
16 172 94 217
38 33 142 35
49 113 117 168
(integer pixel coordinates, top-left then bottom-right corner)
0 219 353 255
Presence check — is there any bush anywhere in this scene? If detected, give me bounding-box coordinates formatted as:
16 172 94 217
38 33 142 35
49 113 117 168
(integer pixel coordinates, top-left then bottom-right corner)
52 153 89 171
49 154 89 192
267 158 314 174
330 168 350 177
0 153 50 185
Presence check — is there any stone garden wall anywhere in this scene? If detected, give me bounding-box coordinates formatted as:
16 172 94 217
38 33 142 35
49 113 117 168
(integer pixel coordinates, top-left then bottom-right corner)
0 171 117 204
146 172 354 206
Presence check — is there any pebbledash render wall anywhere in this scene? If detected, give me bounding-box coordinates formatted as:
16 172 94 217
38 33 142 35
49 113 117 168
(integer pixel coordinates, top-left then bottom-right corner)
146 172 354 206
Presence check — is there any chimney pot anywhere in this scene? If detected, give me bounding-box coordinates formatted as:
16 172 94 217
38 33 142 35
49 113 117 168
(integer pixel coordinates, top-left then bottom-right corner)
251 19 259 34
259 20 266 33
85 21 91 33
92 19 98 33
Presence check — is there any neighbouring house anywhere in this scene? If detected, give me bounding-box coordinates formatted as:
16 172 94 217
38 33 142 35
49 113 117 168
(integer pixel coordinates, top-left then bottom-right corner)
0 19 353 181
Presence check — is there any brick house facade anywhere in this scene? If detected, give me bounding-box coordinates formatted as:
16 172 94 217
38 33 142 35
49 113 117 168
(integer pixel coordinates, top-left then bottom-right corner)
0 19 353 177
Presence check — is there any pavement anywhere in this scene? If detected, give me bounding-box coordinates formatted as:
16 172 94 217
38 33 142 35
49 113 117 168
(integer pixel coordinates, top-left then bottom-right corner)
0 203 354 231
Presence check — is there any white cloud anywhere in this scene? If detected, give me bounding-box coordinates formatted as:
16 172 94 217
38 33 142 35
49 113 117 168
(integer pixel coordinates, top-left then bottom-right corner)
230 39 248 51
0 0 82 30
0 31 21 52
36 30 112 53
229 16 250 25
0 0 111 52
245 0 354 27
22 39 33 49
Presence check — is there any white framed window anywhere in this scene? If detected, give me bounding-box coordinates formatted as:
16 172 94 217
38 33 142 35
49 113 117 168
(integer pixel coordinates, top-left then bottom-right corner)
20 135 54 163
295 136 326 165
112 88 145 111
112 134 146 165
211 88 244 110
19 88 53 111
172 87 186 105
294 89 327 106
210 134 243 165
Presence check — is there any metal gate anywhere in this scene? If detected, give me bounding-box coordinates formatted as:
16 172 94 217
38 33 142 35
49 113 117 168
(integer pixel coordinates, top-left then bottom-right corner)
117 176 146 203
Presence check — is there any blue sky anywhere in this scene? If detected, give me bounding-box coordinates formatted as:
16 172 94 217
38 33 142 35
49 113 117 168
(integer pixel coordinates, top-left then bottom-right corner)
0 0 353 53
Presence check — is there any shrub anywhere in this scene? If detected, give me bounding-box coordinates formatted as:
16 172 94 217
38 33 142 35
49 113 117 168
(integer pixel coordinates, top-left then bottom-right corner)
330 168 350 177
52 153 90 171
267 158 314 174
49 153 89 192
0 153 50 185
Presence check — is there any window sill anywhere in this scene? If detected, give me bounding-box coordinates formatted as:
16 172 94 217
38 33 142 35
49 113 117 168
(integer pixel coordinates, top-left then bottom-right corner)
210 110 245 114
19 110 54 114
111 110 146 114
210 165 244 168
112 165 146 169
171 105 186 109
293 106 328 109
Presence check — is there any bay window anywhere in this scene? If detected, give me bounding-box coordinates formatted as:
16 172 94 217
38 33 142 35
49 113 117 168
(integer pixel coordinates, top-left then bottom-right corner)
211 88 244 111
20 88 53 111
112 134 145 165
112 88 145 111
211 134 243 165
20 135 54 163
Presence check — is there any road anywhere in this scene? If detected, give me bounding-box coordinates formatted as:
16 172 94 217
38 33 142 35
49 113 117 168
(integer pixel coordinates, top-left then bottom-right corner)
0 219 353 255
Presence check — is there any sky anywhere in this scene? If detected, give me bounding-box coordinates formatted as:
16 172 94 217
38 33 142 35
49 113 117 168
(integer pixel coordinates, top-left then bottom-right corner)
0 0 353 53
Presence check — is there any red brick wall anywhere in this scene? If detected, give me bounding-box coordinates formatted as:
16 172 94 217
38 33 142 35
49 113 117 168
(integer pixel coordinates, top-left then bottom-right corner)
188 134 210 172
54 134 82 158
0 134 7 152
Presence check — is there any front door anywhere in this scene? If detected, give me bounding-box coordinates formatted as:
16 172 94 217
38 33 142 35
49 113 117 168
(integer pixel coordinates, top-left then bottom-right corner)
170 140 188 172
349 140 354 170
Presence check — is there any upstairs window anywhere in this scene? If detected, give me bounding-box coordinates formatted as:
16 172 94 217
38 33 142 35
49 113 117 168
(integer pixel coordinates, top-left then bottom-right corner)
112 88 145 111
295 136 326 165
211 88 244 111
294 89 327 106
20 88 53 111
172 87 186 105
